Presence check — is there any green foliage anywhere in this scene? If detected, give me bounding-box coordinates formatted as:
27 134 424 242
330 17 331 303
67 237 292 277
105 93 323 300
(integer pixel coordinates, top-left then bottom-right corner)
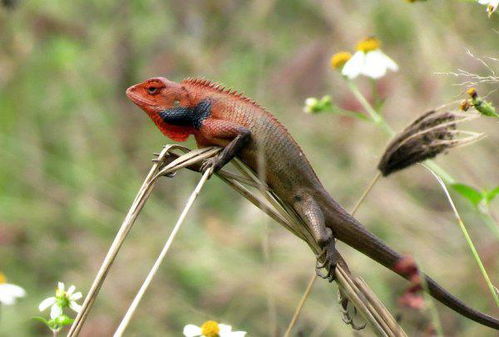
451 183 499 208
451 183 484 207
34 315 74 333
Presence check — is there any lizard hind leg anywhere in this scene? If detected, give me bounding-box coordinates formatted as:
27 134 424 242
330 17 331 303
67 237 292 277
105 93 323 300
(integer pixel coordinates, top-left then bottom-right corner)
293 192 337 281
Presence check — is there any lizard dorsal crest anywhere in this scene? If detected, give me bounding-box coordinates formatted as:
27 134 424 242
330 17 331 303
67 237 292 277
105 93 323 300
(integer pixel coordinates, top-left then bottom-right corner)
182 78 265 111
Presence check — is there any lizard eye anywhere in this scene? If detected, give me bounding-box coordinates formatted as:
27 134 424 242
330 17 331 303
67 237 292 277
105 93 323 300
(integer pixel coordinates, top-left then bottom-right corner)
147 86 159 95
173 99 180 107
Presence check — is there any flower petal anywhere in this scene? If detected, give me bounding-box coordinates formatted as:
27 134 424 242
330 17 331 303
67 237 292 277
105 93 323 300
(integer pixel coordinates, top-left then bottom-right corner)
183 324 202 337
39 297 57 311
67 285 75 296
362 50 388 79
341 51 365 79
50 304 63 319
362 50 398 79
0 292 15 305
230 332 247 337
70 301 82 313
70 292 83 301
1 284 26 297
380 51 399 72
57 282 65 291
219 324 232 333
0 284 16 305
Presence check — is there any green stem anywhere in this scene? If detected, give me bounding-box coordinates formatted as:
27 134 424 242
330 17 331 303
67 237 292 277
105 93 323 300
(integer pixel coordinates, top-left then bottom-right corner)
423 161 455 185
427 169 499 306
347 80 395 136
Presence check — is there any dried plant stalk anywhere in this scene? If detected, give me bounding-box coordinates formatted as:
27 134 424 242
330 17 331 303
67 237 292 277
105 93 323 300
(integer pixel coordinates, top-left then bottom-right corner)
68 145 407 337
67 146 220 337
162 147 407 337
114 168 213 337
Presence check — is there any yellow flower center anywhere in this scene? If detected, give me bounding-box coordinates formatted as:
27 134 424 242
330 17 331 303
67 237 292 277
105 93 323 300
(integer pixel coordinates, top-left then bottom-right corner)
56 288 65 297
356 37 381 52
330 51 352 69
201 321 220 337
0 272 7 284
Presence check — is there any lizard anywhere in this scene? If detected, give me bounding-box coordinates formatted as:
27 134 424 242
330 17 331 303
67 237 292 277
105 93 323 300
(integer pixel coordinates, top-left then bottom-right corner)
126 76 499 330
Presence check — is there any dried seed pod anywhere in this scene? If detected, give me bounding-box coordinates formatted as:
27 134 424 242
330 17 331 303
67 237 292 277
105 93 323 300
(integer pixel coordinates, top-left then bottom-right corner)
378 110 482 176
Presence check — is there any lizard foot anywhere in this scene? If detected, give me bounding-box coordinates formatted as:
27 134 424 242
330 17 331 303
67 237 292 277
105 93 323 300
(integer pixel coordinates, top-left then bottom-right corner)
315 240 339 282
200 154 225 176
201 157 220 178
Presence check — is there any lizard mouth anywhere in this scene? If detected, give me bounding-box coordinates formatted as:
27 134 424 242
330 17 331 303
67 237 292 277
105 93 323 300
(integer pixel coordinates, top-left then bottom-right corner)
126 87 156 108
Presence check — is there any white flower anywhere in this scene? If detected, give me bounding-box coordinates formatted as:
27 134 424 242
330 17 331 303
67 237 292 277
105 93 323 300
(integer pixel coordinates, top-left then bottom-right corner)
342 37 398 80
478 0 498 16
303 97 319 113
39 282 83 319
0 272 26 305
303 96 332 114
183 321 246 337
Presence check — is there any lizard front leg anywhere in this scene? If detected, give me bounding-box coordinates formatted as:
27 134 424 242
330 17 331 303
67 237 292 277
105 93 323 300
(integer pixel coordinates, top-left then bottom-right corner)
197 119 251 174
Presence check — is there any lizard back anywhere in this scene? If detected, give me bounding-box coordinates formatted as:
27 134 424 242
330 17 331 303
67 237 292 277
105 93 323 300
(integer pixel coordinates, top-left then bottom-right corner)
182 78 326 204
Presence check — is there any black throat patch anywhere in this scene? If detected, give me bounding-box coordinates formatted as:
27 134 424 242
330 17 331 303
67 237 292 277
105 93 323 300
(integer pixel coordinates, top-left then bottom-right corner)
158 99 211 129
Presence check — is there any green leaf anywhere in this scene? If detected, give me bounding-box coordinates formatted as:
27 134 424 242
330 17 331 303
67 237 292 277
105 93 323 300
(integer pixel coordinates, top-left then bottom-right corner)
484 186 499 204
450 183 484 207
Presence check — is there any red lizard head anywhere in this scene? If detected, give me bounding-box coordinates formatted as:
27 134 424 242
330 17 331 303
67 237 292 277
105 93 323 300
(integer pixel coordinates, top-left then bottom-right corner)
126 77 193 141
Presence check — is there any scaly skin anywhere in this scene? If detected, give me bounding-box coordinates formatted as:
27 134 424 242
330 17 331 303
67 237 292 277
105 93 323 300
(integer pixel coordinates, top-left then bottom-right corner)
126 77 499 330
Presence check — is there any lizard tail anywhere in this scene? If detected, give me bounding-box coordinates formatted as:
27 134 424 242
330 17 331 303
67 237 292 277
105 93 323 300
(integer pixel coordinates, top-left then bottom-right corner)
327 207 499 330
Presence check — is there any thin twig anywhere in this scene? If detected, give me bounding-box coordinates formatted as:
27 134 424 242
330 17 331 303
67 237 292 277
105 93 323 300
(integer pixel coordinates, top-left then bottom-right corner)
113 168 213 337
66 145 178 337
282 272 317 337
351 172 382 215
67 146 221 337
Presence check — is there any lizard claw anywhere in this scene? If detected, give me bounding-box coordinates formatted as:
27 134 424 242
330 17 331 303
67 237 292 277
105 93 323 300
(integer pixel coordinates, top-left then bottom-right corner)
315 240 338 282
200 157 217 177
201 155 224 177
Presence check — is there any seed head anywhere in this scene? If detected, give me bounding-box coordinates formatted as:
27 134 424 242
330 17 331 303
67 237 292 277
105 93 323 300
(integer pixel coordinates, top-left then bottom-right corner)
378 110 482 176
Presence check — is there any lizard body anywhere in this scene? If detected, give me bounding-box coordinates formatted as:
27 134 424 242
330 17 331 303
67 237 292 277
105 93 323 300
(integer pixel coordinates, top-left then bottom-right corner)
126 77 499 330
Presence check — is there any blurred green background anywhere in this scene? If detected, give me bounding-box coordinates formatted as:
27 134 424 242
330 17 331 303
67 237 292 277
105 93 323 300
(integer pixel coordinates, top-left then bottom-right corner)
0 0 498 336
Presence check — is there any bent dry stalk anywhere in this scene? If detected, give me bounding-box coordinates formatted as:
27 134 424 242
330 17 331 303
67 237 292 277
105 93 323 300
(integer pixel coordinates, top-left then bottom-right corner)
66 145 221 337
113 167 213 337
68 145 407 337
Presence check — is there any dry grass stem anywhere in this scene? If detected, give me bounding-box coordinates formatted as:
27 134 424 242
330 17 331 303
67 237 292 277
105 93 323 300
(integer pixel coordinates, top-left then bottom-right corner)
211 152 407 336
435 49 499 86
283 171 383 336
113 168 213 337
67 145 220 337
161 146 406 335
282 273 317 337
69 145 408 337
